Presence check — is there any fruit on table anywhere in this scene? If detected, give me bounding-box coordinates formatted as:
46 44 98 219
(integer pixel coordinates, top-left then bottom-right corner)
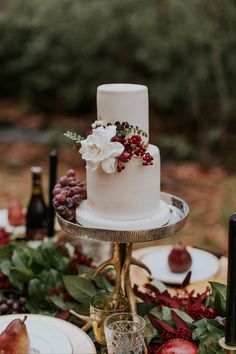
168 243 192 273
8 200 24 226
0 294 27 315
0 316 30 354
156 338 198 353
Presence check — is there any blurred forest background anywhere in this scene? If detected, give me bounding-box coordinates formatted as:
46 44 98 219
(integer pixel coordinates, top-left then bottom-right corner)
0 0 235 252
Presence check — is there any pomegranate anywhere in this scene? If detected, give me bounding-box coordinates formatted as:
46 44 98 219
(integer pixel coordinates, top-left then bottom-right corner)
156 338 198 354
168 243 192 273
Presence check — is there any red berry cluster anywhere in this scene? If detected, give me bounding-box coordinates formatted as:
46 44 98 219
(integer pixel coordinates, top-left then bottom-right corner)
186 304 216 321
0 270 11 290
143 152 154 166
68 247 93 274
159 327 193 341
111 121 153 172
53 169 87 221
48 285 73 302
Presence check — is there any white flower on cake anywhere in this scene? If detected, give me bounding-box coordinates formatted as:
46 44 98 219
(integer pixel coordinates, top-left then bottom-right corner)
79 125 124 174
91 120 105 129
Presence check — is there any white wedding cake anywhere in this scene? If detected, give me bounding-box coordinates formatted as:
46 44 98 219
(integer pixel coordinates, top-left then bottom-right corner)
76 83 170 230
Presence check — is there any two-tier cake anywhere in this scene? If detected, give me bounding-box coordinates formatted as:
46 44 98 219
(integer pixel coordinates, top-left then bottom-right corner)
76 83 170 230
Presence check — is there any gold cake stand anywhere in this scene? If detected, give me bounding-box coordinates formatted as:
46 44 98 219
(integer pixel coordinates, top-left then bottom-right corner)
57 192 189 313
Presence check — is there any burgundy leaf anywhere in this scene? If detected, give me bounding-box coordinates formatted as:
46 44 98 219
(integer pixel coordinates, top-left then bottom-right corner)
148 313 176 334
171 310 190 329
145 283 161 295
181 271 192 288
133 284 156 303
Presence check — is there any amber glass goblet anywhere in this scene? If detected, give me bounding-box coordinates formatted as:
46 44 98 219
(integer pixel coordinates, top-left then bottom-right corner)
90 292 128 346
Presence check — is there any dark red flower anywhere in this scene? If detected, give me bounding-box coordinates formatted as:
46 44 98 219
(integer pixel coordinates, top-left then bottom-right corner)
134 282 216 322
148 310 193 342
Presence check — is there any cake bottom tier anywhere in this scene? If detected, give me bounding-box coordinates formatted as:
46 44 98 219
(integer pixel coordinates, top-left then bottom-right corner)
76 199 170 231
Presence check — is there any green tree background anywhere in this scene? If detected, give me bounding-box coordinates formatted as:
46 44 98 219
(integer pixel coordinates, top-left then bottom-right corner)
0 0 235 164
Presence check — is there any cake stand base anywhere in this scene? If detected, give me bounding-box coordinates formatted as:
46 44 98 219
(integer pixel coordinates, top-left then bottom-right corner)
94 243 151 313
57 192 189 314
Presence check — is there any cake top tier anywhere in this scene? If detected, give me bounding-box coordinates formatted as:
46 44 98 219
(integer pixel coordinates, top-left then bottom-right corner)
97 84 149 138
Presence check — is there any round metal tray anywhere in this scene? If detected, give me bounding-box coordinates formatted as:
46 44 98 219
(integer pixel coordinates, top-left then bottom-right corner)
56 192 189 244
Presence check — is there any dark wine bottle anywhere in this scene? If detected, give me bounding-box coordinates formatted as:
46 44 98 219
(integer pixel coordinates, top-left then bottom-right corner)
26 167 48 240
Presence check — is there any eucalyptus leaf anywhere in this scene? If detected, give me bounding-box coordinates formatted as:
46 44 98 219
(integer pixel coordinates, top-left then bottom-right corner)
161 306 173 322
197 342 208 354
78 265 95 279
10 267 34 283
94 272 113 292
28 269 62 307
38 241 69 273
209 282 227 316
43 269 62 288
172 308 194 325
11 247 31 268
35 270 52 283
26 299 57 316
151 278 167 293
28 278 50 305
205 319 225 333
198 330 225 353
150 306 173 324
137 302 156 318
8 272 23 290
192 326 208 341
0 244 14 260
192 319 208 341
50 295 78 311
0 259 11 276
193 318 225 353
63 275 98 302
49 294 89 315
30 248 51 272
144 316 158 345
150 306 165 320
72 302 90 316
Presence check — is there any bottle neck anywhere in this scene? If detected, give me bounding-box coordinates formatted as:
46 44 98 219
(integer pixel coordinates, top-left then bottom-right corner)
32 173 43 196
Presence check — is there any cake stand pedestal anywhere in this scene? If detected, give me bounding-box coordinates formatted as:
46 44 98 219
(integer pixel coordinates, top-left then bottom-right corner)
57 192 189 313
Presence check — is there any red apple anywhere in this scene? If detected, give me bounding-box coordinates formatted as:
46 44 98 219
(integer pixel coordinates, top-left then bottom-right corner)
156 338 198 354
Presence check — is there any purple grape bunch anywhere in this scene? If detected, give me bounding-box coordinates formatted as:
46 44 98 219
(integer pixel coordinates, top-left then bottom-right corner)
53 169 87 221
0 294 27 315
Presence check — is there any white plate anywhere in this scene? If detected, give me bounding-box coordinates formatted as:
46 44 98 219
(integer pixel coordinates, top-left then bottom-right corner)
0 314 96 354
0 317 72 354
0 209 9 227
133 245 220 284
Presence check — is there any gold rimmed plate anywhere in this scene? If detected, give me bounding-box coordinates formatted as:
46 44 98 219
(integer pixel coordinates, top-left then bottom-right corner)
0 314 96 354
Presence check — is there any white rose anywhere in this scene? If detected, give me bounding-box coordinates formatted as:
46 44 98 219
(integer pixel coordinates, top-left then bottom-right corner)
79 125 124 174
